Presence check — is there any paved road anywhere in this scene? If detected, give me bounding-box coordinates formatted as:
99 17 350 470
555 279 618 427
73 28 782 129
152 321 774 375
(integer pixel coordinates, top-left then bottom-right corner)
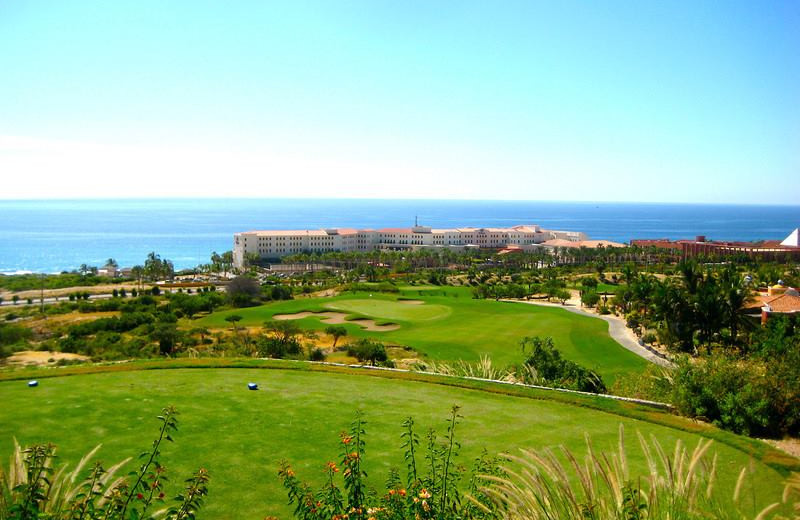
505 299 674 367
0 292 116 307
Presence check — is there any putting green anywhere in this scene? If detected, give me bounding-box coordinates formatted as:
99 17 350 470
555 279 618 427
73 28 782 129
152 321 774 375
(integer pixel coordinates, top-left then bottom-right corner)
198 290 649 384
325 298 452 321
0 367 789 518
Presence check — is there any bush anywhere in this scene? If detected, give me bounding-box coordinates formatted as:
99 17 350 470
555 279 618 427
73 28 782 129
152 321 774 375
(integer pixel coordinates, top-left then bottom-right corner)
670 353 799 437
309 347 326 361
580 290 600 308
0 323 32 346
517 336 606 393
347 338 389 366
662 317 800 438
263 284 292 301
641 331 657 344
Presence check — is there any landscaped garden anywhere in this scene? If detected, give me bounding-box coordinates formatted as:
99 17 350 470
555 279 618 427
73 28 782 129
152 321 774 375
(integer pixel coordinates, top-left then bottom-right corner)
0 362 794 518
197 287 649 384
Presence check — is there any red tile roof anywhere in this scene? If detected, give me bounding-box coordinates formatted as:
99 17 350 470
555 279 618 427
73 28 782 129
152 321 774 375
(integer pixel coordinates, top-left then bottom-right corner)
765 293 800 313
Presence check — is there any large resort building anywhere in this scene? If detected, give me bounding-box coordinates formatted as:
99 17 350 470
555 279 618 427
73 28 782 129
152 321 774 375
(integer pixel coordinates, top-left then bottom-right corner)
233 223 588 267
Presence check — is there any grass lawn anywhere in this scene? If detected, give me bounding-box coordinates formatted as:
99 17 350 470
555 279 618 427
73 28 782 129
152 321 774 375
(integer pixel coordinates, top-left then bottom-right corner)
197 288 648 384
0 366 789 518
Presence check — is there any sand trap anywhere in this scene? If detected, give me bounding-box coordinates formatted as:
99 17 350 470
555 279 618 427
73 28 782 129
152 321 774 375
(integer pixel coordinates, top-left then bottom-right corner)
6 351 90 366
349 319 400 331
272 311 399 331
398 299 424 305
273 311 349 324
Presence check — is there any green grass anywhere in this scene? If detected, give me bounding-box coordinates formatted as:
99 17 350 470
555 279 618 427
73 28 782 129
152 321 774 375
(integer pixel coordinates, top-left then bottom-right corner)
0 364 791 518
326 298 452 321
198 288 648 384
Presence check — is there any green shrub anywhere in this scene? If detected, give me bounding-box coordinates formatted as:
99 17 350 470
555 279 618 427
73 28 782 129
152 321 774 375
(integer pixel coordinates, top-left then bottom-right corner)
0 323 32 346
309 347 326 361
347 338 389 366
516 336 606 394
580 290 600 308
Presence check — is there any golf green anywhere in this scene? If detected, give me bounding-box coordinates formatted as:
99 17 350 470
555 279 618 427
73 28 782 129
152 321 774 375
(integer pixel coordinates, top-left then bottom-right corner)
198 290 649 383
0 367 787 518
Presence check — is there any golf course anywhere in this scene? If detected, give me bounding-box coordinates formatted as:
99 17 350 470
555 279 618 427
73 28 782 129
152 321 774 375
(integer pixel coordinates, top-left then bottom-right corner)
0 362 793 518
198 287 649 384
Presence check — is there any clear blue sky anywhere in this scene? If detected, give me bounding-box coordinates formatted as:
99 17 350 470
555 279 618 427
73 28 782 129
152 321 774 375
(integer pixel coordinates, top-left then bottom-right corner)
1 1 798 203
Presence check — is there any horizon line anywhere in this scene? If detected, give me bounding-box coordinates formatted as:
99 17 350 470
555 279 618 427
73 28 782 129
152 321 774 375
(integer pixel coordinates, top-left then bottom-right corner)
0 196 799 208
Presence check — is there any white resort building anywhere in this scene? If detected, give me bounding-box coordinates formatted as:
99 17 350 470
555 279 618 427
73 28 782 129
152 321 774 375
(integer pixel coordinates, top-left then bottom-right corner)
233 223 588 267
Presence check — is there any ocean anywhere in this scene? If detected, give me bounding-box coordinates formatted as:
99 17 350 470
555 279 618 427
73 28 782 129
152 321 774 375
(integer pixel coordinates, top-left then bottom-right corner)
1 199 798 273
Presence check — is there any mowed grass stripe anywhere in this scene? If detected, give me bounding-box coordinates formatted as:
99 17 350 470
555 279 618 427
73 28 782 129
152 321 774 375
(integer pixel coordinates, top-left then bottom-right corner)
0 367 788 518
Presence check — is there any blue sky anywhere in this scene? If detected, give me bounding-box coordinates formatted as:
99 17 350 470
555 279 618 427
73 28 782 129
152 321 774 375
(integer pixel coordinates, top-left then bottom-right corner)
1 1 798 203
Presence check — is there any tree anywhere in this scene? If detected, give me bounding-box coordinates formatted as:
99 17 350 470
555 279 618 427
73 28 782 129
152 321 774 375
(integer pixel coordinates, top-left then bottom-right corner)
224 314 243 334
211 251 223 274
621 263 637 286
131 265 144 289
717 265 752 347
105 258 119 268
347 339 388 366
325 325 348 348
259 320 303 358
144 252 174 282
580 290 600 308
151 322 180 356
221 251 234 275
244 252 261 269
227 276 260 307
554 289 571 304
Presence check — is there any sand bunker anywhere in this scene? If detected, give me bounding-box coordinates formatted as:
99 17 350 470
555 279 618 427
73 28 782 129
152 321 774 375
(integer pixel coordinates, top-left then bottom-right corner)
349 319 400 331
6 351 90 366
398 299 424 305
273 311 348 323
272 311 400 331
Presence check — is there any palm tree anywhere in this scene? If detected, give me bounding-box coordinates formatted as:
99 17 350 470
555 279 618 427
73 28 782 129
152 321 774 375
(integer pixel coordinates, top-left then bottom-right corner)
130 265 144 290
718 266 752 347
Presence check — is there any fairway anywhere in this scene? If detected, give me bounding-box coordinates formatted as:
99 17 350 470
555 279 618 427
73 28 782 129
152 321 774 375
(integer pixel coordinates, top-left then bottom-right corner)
198 289 649 383
0 367 787 518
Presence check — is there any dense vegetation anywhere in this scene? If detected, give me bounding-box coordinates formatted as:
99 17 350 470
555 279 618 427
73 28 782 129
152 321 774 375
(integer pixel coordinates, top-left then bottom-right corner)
601 261 800 437
0 272 130 292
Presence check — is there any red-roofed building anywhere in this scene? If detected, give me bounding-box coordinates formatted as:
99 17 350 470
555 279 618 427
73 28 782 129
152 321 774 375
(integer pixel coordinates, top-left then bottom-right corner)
631 229 800 261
